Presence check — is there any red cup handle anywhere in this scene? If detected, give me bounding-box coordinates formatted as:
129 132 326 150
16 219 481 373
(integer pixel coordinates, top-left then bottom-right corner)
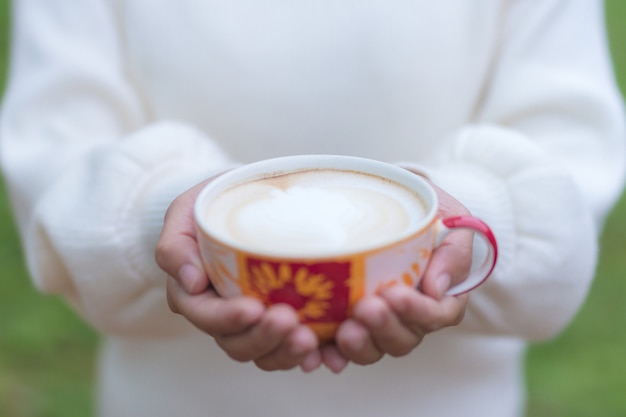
436 216 498 296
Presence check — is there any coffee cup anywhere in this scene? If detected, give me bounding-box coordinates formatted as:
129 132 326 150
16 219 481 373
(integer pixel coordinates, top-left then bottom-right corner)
194 155 497 342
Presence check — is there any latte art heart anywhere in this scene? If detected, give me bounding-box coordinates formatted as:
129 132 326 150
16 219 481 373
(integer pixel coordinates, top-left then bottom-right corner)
204 169 427 255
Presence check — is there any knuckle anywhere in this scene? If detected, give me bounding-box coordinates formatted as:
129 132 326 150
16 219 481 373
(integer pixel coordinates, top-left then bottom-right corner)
350 350 383 365
451 308 466 326
439 303 466 329
374 332 418 358
254 360 276 371
360 354 384 366
154 241 170 268
424 322 442 333
163 195 182 220
248 336 276 355
218 341 255 363
255 357 297 372
227 351 254 363
387 344 414 358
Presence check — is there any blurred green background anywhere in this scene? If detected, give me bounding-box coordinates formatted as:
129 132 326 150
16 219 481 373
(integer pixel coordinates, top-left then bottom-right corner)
0 1 625 416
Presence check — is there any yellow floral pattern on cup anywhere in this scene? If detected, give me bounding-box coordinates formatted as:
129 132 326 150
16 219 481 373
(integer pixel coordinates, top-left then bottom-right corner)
243 262 336 321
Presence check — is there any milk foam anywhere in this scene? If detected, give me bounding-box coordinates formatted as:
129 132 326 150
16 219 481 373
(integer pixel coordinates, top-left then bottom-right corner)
205 170 427 255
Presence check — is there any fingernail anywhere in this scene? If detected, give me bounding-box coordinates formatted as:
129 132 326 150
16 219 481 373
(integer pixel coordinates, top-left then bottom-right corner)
178 264 202 294
436 273 451 299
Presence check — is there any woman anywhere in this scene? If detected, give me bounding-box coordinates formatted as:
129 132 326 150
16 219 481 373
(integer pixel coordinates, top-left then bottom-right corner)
1 1 624 416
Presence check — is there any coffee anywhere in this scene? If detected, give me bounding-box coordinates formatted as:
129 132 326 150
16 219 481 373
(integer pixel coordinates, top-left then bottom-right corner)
203 169 427 256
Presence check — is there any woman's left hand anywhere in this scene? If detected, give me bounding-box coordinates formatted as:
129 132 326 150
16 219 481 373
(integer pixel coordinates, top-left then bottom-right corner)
321 179 472 367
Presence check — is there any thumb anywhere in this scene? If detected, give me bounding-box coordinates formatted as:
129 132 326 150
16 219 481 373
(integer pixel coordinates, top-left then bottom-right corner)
419 181 474 299
155 180 212 294
420 226 474 299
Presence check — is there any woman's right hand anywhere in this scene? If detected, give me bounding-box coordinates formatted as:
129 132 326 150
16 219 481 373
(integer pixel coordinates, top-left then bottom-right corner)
155 180 335 372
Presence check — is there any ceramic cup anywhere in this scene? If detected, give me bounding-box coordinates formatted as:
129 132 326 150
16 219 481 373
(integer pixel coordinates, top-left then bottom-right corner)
194 155 498 342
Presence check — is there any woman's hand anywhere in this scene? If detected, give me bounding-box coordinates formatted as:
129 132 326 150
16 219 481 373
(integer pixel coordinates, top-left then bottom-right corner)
155 179 327 372
330 179 473 365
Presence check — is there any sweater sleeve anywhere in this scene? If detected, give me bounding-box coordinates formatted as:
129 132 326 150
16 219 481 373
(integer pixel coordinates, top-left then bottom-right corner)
0 0 235 337
425 0 626 340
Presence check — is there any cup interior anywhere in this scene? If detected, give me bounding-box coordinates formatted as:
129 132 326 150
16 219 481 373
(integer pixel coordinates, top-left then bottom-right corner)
194 155 438 258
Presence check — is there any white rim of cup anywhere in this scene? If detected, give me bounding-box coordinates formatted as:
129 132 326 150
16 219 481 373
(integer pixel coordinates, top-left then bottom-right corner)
194 154 439 259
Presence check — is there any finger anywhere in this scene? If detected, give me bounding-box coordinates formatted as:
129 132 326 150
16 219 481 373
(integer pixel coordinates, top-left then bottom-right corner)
155 180 212 294
382 284 468 333
350 295 422 357
253 324 319 371
420 181 473 298
319 344 349 373
216 304 301 363
300 349 323 373
334 317 384 365
420 228 473 299
168 278 317 367
166 276 264 335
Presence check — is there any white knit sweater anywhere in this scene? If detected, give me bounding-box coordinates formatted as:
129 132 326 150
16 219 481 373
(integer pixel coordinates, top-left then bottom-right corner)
1 1 625 416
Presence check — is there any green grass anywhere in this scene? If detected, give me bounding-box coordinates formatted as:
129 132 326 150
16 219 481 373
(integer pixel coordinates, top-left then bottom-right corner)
524 1 626 415
0 1 625 416
0 2 98 416
525 194 626 417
